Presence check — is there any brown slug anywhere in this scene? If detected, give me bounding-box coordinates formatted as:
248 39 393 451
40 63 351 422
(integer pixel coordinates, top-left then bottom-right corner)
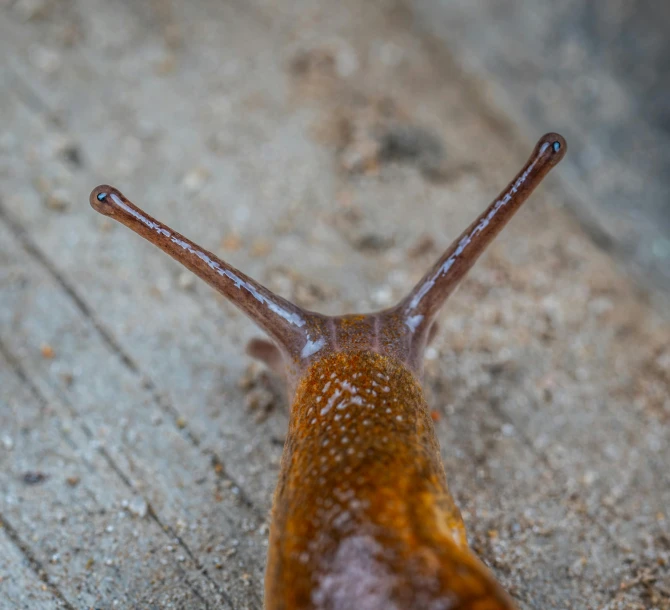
90 133 566 609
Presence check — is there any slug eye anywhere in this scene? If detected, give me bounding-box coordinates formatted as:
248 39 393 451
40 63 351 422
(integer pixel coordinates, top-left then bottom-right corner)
552 141 561 153
90 186 117 213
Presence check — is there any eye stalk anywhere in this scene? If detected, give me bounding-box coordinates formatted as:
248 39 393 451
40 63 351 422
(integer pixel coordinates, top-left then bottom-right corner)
88 183 319 360
396 132 567 349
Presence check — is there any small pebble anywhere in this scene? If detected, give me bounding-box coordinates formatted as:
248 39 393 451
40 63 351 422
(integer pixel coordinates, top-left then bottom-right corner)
40 344 55 359
408 234 437 259
23 472 48 485
221 233 242 251
61 144 83 168
371 286 393 307
128 496 148 518
245 388 275 423
250 239 272 257
45 189 70 211
177 272 196 291
182 167 209 193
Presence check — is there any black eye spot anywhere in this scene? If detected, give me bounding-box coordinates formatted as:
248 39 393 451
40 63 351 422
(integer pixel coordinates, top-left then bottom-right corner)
552 141 561 153
96 192 107 202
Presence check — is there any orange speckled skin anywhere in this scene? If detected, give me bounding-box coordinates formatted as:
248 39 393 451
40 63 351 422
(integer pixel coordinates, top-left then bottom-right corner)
266 351 515 610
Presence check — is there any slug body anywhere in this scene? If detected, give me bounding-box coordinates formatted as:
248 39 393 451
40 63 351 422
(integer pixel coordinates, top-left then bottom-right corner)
90 134 566 609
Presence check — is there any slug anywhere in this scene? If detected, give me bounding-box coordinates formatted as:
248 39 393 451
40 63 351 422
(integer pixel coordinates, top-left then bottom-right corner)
90 133 566 609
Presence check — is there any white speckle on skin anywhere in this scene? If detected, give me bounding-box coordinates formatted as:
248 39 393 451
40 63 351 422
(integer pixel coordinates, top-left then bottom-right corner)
301 337 326 359
321 389 342 416
405 314 423 333
340 380 358 394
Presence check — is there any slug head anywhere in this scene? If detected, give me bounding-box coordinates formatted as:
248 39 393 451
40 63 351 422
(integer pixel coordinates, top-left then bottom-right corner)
89 133 566 388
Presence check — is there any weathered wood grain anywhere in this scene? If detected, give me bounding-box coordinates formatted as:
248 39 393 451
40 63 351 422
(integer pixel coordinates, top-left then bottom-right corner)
1 1 668 609
0 523 66 609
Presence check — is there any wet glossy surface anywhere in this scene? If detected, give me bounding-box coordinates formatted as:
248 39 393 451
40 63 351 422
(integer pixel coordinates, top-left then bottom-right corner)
267 351 514 609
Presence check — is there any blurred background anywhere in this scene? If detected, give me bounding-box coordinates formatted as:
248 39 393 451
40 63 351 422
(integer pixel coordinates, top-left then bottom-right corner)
1 1 669 609
416 0 670 297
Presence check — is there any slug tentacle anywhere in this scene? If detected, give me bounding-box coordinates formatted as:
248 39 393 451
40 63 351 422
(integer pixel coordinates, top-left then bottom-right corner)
89 185 321 369
395 133 566 359
246 337 285 376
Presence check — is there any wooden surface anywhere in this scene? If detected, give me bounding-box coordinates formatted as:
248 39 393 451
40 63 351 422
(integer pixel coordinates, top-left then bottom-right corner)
1 1 669 608
414 0 670 299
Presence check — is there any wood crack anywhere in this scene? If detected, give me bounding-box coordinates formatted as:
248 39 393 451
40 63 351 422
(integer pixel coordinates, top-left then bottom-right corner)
0 513 77 610
0 337 253 610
